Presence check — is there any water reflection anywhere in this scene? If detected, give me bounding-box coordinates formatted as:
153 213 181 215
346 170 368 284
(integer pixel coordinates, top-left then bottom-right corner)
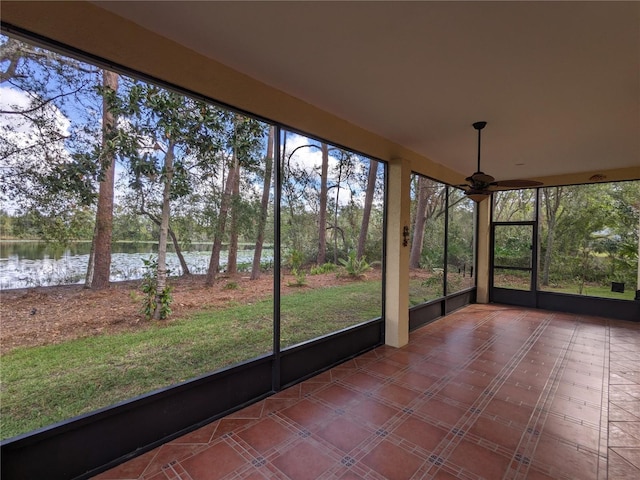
0 241 273 289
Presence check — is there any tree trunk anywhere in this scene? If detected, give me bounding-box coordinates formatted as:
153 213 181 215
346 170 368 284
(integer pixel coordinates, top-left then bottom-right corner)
138 189 190 276
409 176 430 268
168 227 190 276
317 143 329 265
541 187 562 286
84 225 96 287
357 160 378 260
251 126 274 280
88 70 118 289
153 140 175 320
206 156 238 286
226 163 241 274
333 160 344 265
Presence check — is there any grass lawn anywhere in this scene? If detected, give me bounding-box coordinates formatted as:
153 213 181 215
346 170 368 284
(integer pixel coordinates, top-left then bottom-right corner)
0 280 382 440
541 283 635 300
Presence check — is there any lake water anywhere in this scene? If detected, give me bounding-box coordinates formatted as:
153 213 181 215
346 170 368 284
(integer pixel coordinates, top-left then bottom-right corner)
0 241 274 289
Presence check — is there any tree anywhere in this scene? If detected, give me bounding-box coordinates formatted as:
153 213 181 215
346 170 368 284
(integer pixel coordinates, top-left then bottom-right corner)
540 187 563 286
105 80 227 316
85 70 119 289
250 126 274 280
318 142 329 264
409 177 446 268
226 161 241 275
1 35 102 244
357 160 378 260
205 115 266 285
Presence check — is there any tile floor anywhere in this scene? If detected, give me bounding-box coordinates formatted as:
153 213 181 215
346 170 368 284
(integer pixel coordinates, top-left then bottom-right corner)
94 304 640 480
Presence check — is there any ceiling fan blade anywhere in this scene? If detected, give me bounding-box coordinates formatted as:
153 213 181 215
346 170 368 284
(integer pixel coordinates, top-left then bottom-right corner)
492 179 544 188
468 172 495 184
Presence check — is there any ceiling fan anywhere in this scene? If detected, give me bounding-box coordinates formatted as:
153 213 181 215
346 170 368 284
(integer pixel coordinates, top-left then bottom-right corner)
459 121 543 202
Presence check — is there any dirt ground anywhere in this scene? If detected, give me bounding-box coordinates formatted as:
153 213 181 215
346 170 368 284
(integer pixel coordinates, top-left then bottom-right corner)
0 271 380 354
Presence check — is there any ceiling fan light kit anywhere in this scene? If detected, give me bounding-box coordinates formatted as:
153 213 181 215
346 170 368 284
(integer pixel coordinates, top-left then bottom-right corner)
460 121 543 202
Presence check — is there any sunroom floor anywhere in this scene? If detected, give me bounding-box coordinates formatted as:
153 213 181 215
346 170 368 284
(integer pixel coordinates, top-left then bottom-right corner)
93 303 640 480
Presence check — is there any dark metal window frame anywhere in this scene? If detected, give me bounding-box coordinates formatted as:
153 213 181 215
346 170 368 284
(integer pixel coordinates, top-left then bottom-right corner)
489 187 640 321
408 175 478 330
0 25 394 480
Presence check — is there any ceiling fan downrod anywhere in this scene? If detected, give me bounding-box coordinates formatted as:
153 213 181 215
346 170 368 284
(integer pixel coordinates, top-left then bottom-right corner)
472 121 487 174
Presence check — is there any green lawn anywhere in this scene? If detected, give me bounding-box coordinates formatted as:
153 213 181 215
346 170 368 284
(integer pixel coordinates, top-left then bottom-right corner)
541 284 635 300
1 280 382 440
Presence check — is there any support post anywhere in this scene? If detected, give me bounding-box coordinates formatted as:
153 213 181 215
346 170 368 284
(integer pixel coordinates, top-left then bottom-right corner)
476 197 491 303
385 158 411 347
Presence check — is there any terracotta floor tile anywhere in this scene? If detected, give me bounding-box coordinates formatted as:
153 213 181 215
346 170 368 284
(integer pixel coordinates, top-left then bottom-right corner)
363 359 402 378
279 398 334 428
532 435 599 480
496 381 542 406
483 397 535 426
213 418 255 438
170 422 219 445
561 369 606 389
347 397 400 427
316 417 371 453
375 382 420 407
608 449 640 479
91 449 156 479
609 422 640 447
236 417 295 453
340 371 383 392
261 397 298 415
468 415 526 450
507 368 550 389
227 401 265 419
439 381 481 406
392 416 448 451
610 403 640 422
612 384 640 400
360 439 425 480
385 349 425 366
542 415 600 450
181 442 246 480
271 441 335 480
610 447 640 469
272 384 301 399
429 470 459 480
141 444 203 478
91 306 640 480
549 396 602 424
519 469 557 480
610 371 640 385
555 383 603 405
394 370 436 391
453 370 493 389
314 384 363 409
336 469 367 479
417 398 468 427
410 360 451 378
447 439 511 479
467 359 503 375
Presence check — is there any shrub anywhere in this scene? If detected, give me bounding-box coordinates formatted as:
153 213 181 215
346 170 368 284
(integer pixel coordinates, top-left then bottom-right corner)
139 256 173 320
339 251 371 278
310 263 337 275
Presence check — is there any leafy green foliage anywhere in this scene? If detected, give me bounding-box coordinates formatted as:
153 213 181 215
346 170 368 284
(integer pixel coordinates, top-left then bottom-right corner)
310 263 337 275
139 256 172 320
284 250 307 286
223 281 238 290
339 250 371 277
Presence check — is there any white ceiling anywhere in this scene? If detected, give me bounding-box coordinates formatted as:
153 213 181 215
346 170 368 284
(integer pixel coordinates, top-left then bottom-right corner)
95 1 639 183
